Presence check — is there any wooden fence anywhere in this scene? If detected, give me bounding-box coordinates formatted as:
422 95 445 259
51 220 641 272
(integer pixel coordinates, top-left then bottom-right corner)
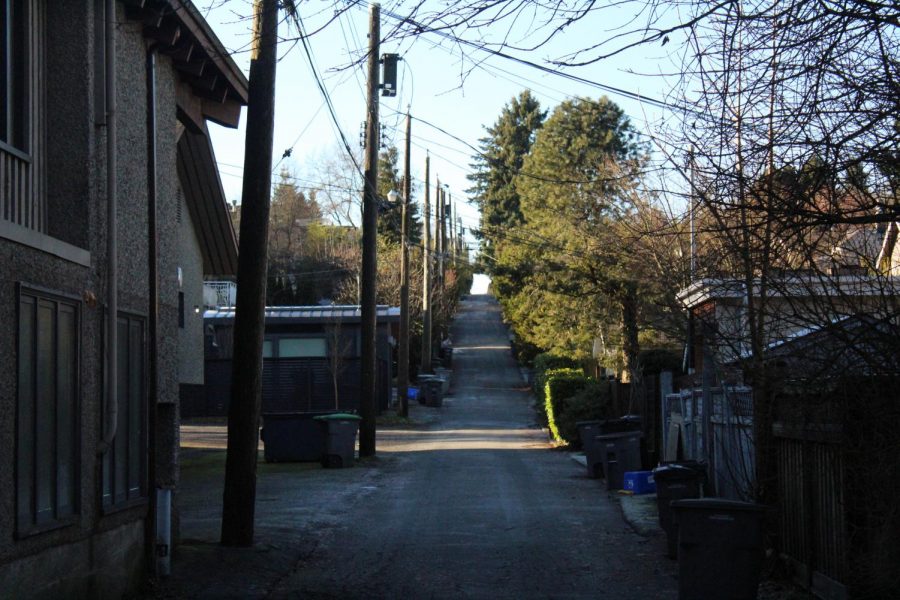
773 423 848 600
662 386 755 500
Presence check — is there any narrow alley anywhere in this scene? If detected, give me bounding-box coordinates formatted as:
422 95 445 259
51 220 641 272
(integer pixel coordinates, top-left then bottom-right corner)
159 295 677 599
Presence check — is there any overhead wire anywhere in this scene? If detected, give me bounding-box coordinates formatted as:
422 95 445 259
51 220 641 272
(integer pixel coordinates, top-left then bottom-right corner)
375 6 692 115
288 9 366 188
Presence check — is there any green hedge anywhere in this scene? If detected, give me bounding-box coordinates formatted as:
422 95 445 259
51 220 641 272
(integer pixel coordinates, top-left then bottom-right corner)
532 353 579 402
544 369 591 444
554 381 614 447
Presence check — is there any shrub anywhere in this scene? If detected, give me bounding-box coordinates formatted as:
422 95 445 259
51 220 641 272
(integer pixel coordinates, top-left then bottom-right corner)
533 353 579 400
638 348 683 375
544 369 591 444
554 381 614 448
511 337 542 367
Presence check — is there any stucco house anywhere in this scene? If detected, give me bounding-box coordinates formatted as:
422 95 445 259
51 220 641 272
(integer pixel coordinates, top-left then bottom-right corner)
0 1 245 597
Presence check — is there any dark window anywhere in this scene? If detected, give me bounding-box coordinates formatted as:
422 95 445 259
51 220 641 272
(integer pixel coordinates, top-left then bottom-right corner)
1 0 28 151
102 313 147 508
16 287 79 535
178 292 185 328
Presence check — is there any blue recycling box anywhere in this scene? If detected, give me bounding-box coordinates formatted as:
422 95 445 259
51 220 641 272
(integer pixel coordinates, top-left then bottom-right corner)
623 470 656 494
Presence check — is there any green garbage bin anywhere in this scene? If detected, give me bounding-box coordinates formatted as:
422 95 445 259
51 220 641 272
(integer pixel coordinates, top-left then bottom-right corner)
671 498 766 600
314 413 362 468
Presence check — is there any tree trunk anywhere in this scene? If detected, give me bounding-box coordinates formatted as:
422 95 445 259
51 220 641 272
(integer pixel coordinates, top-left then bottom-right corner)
620 283 640 385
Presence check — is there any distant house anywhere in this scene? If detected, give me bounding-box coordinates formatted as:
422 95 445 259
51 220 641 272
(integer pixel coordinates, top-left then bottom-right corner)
675 248 900 597
0 1 246 597
198 305 401 417
678 273 900 375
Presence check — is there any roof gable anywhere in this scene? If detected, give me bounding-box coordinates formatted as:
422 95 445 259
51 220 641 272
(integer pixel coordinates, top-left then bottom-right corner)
176 124 238 276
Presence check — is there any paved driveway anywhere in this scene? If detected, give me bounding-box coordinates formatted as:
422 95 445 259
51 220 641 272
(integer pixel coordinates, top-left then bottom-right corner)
160 294 677 599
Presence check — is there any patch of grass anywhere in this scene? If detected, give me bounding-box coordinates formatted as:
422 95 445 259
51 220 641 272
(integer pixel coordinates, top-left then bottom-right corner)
376 413 420 427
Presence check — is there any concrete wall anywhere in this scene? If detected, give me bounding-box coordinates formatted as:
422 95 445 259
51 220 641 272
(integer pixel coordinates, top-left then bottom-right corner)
0 2 194 595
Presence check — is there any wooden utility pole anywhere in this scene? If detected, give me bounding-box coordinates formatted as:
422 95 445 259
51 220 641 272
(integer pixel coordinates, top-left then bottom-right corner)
397 111 411 417
221 0 278 547
438 185 446 288
449 195 455 262
358 2 380 457
421 155 432 373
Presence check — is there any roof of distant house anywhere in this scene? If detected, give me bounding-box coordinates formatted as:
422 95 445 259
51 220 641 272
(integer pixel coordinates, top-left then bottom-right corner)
677 274 900 309
204 305 401 324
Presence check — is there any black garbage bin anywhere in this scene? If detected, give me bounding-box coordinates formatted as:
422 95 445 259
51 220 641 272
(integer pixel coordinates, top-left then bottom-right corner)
596 431 643 490
441 346 453 367
671 498 766 600
652 462 707 558
578 418 642 479
577 421 605 478
421 377 444 407
314 413 362 468
261 411 337 462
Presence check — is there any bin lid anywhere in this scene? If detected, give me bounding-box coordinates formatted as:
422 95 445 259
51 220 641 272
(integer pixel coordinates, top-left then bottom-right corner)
262 411 338 420
670 498 765 512
652 464 706 480
313 413 362 421
595 431 643 440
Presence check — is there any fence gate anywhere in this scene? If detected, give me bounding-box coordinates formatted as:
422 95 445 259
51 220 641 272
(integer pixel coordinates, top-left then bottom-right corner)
663 386 755 500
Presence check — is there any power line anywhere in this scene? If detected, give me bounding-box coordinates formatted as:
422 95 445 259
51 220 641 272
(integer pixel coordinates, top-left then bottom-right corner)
289 11 366 185
376 6 692 115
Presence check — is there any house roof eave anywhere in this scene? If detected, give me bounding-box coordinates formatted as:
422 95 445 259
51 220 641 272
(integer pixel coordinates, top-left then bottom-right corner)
126 0 249 128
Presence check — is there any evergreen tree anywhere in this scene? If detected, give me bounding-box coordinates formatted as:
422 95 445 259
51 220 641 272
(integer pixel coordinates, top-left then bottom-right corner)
512 96 669 382
467 91 545 294
377 146 421 245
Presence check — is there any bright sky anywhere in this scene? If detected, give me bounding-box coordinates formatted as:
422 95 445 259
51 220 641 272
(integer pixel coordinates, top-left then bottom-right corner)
200 1 684 257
